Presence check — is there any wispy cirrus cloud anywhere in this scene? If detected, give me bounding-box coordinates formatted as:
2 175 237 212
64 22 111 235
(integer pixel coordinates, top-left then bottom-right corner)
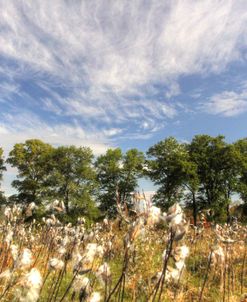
0 1 247 196
201 89 247 117
0 0 246 135
0 81 21 101
0 111 110 155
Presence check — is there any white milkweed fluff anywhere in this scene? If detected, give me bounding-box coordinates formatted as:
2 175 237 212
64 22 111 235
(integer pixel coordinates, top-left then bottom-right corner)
24 268 42 288
211 245 225 267
28 202 36 210
147 206 162 225
18 248 33 268
174 245 190 261
179 245 189 259
175 260 185 271
83 243 104 265
88 291 101 302
166 267 180 282
4 207 12 220
96 262 111 284
10 244 19 262
58 246 66 256
0 269 11 281
72 275 90 292
5 230 13 245
48 258 64 271
20 268 42 302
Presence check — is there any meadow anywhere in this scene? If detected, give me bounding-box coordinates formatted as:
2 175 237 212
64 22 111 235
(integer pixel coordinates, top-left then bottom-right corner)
0 202 246 302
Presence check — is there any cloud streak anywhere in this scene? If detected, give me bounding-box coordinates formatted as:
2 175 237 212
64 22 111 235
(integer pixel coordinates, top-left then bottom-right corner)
0 1 247 196
202 89 247 117
0 1 246 132
0 111 110 156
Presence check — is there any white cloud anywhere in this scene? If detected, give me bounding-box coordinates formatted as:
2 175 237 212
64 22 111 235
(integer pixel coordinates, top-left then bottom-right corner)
165 82 181 98
1 0 247 196
103 128 123 137
161 104 177 118
0 125 8 134
202 90 247 117
0 112 112 195
0 112 110 155
0 0 246 133
0 81 21 102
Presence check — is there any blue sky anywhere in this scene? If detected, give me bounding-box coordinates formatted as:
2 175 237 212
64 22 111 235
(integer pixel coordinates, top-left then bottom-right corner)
0 1 247 195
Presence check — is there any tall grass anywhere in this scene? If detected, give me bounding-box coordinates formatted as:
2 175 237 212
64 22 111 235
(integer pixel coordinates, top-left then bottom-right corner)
0 204 246 301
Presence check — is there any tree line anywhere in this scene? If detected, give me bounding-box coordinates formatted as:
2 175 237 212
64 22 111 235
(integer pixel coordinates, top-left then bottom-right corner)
0 135 247 223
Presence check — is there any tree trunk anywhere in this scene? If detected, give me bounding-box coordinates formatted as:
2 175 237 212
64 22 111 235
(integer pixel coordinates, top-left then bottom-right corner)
226 202 230 225
32 188 36 203
65 190 69 214
226 199 231 224
226 189 231 224
192 191 197 226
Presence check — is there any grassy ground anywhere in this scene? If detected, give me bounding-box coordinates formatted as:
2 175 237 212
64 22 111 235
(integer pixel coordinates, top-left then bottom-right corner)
0 214 246 301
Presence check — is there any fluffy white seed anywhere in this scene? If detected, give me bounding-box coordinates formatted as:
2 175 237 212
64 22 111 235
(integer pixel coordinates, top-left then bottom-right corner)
48 258 64 271
88 291 101 302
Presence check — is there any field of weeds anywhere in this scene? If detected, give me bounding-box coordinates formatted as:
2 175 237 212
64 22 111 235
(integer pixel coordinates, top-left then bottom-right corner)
0 203 246 302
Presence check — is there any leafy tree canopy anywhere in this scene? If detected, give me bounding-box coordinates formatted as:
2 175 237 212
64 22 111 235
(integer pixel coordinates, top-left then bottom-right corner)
146 137 189 209
95 148 144 216
47 145 97 215
7 139 54 204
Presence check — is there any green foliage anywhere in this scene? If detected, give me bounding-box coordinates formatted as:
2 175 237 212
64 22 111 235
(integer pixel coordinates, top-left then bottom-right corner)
234 138 247 204
7 141 99 221
181 152 200 225
95 148 144 216
189 135 242 221
4 134 247 223
0 147 6 180
95 148 122 214
189 135 225 204
7 139 54 204
47 146 97 216
120 148 145 201
145 135 247 223
146 137 190 209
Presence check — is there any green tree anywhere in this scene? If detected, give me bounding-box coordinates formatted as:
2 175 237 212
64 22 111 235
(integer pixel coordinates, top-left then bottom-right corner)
146 137 189 210
95 148 144 216
0 147 6 203
220 143 242 222
189 135 238 221
7 139 53 204
120 149 145 202
234 138 247 204
95 148 122 216
48 146 97 216
181 152 200 226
